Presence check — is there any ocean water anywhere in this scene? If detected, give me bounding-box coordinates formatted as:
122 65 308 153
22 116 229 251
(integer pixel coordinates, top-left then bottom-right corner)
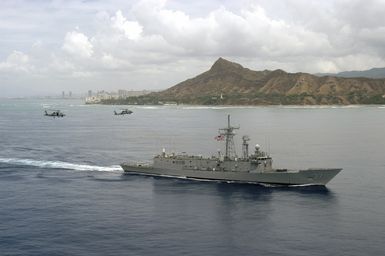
0 99 384 256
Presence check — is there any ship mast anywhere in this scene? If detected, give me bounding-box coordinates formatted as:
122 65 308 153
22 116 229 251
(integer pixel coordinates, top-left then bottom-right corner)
219 115 239 160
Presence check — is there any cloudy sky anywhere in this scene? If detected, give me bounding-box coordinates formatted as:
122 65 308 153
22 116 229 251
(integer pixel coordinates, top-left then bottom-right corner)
1 0 385 97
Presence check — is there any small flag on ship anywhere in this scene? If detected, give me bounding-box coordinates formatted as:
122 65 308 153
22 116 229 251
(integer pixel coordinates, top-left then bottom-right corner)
214 134 224 141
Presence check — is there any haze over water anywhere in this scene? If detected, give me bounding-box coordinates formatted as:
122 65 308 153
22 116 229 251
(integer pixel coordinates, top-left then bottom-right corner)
1 99 384 255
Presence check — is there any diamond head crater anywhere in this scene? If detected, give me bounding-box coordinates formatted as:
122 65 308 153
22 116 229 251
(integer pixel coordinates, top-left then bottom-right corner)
99 58 385 105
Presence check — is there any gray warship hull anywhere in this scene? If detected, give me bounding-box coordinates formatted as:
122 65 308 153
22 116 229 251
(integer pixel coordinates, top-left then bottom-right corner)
121 115 342 186
121 164 341 186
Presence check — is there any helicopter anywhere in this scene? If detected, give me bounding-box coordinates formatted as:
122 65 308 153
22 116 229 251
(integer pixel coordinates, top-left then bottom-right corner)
114 109 133 115
44 110 65 118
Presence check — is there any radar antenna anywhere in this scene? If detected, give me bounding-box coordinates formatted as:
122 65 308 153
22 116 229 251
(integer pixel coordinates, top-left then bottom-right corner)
219 115 239 160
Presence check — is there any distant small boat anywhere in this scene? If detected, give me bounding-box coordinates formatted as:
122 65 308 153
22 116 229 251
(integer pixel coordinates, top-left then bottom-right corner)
44 110 65 118
114 109 133 115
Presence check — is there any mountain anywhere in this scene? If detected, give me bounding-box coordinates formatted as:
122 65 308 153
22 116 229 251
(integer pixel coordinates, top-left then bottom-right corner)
158 58 273 101
316 67 385 79
101 58 385 105
154 58 385 105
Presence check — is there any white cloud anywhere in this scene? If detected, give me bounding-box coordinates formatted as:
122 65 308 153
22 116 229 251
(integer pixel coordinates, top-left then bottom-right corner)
128 2 333 59
111 10 143 40
0 50 31 72
62 31 94 58
6 51 29 65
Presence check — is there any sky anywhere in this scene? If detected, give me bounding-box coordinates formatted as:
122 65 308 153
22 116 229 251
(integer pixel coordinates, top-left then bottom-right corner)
1 0 385 97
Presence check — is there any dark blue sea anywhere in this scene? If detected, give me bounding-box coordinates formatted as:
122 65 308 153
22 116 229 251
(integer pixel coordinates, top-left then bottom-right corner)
1 99 384 256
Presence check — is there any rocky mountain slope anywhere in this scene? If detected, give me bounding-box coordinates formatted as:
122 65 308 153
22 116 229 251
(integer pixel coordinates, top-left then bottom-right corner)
154 58 385 105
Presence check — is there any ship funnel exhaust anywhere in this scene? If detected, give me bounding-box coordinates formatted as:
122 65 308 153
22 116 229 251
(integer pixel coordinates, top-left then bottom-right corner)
242 135 250 159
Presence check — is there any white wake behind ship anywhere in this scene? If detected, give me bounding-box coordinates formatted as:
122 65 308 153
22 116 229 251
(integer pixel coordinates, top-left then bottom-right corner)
121 115 342 186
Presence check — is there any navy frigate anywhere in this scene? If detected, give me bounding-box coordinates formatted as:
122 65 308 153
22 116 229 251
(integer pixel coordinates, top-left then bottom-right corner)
121 115 342 185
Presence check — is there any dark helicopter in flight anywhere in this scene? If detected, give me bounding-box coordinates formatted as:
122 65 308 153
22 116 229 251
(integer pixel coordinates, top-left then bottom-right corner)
44 110 65 118
114 109 133 115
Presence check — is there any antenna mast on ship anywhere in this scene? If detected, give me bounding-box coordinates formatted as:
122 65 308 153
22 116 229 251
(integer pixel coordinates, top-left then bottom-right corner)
219 115 239 160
